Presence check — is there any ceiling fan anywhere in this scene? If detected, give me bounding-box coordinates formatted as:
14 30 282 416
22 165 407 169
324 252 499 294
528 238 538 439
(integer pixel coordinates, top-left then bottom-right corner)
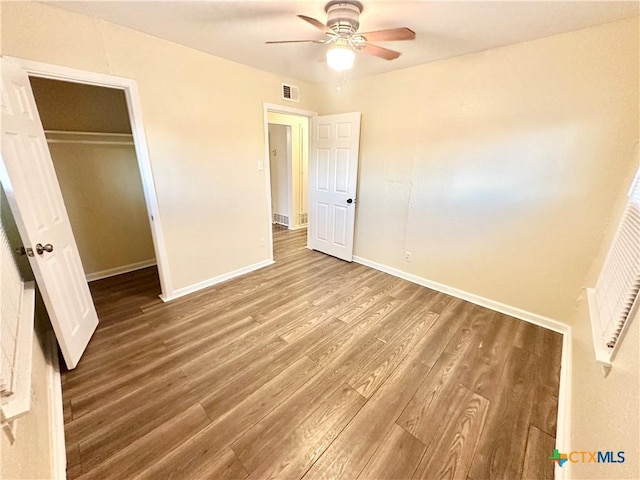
266 1 415 71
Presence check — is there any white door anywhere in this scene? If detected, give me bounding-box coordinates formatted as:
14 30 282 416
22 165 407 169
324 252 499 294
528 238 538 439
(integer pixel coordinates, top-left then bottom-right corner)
0 58 98 369
308 112 361 261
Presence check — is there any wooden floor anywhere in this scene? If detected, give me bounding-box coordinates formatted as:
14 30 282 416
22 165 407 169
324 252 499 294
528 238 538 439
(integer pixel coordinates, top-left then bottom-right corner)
62 225 562 480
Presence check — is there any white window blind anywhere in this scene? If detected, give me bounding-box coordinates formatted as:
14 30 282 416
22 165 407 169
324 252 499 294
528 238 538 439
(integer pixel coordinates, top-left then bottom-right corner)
0 219 23 397
588 167 640 367
0 206 35 428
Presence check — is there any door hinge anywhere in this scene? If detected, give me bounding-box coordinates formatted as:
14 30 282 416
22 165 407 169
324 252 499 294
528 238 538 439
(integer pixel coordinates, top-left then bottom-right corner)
16 246 34 257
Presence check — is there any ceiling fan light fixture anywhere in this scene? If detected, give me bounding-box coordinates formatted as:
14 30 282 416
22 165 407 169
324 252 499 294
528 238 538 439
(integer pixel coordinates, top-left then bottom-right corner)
326 45 355 71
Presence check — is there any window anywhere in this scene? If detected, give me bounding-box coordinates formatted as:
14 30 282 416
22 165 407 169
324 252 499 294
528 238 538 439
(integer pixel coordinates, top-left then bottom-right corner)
0 207 35 434
588 166 640 368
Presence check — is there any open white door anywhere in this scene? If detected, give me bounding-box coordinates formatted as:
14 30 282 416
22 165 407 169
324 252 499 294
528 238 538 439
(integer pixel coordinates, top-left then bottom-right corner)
308 112 361 261
0 57 98 369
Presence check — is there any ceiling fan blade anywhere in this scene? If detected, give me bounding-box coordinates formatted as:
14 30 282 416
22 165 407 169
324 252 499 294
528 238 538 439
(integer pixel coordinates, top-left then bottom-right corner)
359 43 401 60
266 40 326 44
359 27 416 42
298 15 329 32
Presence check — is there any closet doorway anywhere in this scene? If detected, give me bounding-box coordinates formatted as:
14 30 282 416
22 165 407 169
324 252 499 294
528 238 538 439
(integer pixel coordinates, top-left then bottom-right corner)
29 77 161 293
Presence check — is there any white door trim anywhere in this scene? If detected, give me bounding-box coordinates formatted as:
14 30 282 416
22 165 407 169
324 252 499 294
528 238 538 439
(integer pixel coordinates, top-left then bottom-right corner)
6 56 174 299
262 103 317 261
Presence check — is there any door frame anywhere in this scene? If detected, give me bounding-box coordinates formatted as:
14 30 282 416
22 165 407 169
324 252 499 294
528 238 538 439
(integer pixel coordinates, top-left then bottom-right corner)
6 56 173 299
263 103 316 261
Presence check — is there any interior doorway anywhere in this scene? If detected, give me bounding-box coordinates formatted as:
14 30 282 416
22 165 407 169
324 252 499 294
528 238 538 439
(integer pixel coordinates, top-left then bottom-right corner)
29 77 159 287
267 114 309 231
263 103 316 262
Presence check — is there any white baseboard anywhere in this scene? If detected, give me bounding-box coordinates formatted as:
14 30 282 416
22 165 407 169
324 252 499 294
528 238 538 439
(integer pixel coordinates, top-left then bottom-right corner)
160 259 275 302
555 327 572 480
85 259 157 282
352 255 572 477
352 255 569 334
47 332 66 480
288 224 308 231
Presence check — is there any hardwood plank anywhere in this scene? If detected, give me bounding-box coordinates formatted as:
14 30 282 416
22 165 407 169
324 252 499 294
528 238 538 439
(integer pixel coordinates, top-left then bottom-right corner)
184 335 287 401
522 425 556 480
64 342 170 398
136 356 321 479
274 305 335 344
397 306 492 444
179 322 286 379
347 311 439 398
77 403 211 479
66 442 81 474
241 383 366 479
307 296 401 366
388 280 427 300
372 297 438 344
530 329 563 436
409 298 475 367
159 311 257 352
197 329 321 420
63 399 73 424
302 356 430 480
336 276 401 323
65 333 166 386
412 385 489 480
456 312 520 401
67 465 82 480
357 424 426 480
76 380 195 471
67 367 189 427
468 346 540 480
513 320 548 356
230 335 386 467
175 448 249 480
68 364 189 421
85 319 151 349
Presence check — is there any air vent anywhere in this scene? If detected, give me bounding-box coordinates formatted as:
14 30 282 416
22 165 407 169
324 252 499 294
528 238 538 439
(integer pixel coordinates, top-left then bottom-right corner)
273 213 290 226
282 83 299 103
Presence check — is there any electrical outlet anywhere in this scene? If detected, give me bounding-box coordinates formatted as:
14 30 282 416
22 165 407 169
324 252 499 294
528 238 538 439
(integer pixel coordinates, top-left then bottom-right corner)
260 237 265 247
257 160 264 171
404 252 412 262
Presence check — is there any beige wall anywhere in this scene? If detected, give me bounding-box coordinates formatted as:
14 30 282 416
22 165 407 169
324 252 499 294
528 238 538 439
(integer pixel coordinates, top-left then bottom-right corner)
316 17 639 324
570 297 639 479
268 112 310 227
1 1 321 292
47 141 156 277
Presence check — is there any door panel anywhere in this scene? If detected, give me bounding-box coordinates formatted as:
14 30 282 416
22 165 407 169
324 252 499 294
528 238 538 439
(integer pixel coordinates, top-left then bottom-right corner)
0 58 98 369
333 205 348 246
308 112 361 261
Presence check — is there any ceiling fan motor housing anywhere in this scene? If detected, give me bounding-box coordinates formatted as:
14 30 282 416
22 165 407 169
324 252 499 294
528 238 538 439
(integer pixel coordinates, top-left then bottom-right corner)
325 1 363 36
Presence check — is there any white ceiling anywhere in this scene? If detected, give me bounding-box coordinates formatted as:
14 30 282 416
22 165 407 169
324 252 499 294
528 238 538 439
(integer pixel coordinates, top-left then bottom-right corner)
48 1 639 83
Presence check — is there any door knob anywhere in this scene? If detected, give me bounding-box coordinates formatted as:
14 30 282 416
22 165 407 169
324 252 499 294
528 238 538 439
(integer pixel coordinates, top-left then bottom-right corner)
347 198 355 204
35 243 54 255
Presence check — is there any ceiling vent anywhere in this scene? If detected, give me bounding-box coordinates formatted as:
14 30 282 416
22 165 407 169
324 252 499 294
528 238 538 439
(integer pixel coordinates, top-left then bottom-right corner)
282 83 300 103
